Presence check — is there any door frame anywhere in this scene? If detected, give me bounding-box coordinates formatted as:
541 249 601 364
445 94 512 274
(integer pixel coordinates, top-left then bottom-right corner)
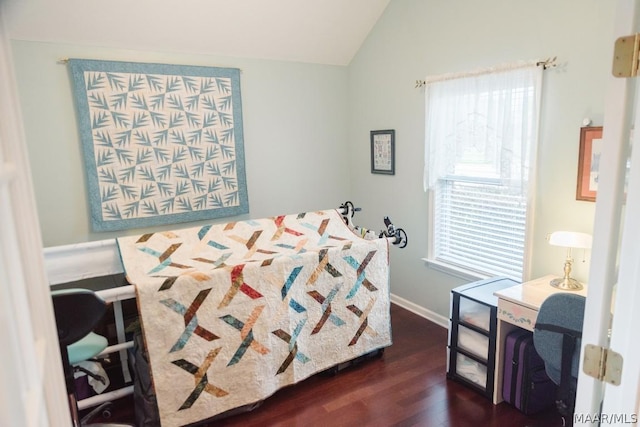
575 0 640 423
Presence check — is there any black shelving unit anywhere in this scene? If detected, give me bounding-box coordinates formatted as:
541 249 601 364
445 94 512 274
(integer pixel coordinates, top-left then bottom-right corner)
447 277 518 399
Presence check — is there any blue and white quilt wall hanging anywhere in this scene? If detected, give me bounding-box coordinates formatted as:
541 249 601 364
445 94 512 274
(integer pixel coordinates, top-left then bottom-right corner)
68 59 249 231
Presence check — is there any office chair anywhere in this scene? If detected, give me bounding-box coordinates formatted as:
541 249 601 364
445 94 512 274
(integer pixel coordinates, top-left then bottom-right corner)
52 288 133 427
533 293 586 418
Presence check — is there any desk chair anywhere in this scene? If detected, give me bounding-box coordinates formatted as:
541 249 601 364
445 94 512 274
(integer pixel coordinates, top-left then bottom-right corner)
52 288 132 427
533 293 586 418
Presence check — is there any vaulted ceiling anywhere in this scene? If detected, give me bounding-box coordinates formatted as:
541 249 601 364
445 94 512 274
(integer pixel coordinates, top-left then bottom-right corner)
2 0 391 65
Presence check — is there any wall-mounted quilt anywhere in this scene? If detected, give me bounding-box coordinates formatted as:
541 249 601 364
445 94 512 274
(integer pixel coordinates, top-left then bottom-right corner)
117 209 391 426
68 59 249 231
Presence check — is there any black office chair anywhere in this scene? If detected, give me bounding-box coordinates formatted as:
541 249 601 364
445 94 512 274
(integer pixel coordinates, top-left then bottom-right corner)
52 288 133 427
533 293 586 419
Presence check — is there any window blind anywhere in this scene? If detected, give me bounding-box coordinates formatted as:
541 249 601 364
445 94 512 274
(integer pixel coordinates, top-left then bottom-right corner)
434 178 526 280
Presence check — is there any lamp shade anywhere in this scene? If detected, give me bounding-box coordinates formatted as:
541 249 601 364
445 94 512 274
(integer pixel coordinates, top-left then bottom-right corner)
548 231 593 249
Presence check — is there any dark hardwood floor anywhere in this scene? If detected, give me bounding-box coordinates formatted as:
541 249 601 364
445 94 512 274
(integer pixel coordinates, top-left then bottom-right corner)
92 303 567 426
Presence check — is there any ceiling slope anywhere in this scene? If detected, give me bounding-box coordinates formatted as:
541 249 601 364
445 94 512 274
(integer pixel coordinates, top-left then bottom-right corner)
2 0 390 65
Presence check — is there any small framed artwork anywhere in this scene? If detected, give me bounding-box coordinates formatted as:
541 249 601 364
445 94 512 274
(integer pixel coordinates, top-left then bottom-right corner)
370 129 395 175
576 126 603 202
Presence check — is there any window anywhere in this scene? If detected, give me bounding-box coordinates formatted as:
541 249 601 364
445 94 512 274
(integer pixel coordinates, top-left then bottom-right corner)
424 65 542 281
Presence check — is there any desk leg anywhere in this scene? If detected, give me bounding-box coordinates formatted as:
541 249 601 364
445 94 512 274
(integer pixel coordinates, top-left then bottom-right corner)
493 318 519 404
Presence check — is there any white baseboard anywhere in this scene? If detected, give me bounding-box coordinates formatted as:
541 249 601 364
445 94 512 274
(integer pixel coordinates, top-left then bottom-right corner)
390 293 448 329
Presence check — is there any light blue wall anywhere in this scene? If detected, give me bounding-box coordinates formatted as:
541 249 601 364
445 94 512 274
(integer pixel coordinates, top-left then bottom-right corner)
11 41 351 247
12 0 617 319
348 0 615 317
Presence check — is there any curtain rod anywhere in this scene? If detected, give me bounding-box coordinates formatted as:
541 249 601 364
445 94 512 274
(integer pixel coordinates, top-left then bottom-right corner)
415 56 557 88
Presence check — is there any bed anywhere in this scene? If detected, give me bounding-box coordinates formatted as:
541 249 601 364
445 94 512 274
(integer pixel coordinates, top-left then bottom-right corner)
116 208 392 426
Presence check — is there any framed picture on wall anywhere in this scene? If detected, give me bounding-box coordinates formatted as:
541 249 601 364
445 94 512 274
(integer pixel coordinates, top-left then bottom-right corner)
370 129 395 175
576 126 603 202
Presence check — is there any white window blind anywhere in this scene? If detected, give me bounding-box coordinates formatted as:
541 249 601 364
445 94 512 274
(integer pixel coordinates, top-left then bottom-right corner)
435 178 526 280
424 63 542 281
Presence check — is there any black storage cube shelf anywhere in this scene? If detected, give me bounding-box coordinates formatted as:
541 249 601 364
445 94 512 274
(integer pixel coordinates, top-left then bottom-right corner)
447 277 519 399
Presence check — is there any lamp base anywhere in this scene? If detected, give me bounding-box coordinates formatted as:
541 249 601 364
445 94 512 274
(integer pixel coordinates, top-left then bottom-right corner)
550 277 584 291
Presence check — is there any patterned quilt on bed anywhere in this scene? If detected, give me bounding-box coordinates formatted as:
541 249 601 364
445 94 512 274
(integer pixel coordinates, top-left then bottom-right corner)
117 209 391 426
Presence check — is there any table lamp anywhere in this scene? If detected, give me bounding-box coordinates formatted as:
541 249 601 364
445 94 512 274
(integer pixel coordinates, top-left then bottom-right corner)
547 231 593 290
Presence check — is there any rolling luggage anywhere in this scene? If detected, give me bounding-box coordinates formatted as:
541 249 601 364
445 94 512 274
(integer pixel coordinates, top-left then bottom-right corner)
502 329 557 415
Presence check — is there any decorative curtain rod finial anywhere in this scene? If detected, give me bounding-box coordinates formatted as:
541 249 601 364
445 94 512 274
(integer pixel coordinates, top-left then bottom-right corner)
537 56 557 70
415 80 425 88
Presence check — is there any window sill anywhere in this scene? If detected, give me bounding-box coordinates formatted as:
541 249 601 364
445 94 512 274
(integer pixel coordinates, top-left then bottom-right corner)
421 257 489 282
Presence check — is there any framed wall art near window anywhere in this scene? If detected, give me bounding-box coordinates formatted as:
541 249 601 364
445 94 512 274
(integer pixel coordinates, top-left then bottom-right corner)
576 126 603 202
370 129 395 175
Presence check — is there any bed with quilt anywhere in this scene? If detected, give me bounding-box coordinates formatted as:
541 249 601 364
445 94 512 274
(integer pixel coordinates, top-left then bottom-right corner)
117 209 392 426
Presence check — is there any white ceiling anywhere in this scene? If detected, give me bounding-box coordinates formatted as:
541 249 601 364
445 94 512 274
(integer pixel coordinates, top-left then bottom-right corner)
2 0 390 65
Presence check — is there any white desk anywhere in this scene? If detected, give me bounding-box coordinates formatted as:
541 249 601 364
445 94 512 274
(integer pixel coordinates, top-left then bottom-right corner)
492 275 588 404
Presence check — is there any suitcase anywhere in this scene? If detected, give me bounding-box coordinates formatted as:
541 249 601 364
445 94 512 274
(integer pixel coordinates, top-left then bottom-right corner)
502 329 557 414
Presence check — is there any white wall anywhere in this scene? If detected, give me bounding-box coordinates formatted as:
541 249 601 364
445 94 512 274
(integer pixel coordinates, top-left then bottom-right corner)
0 9 71 425
348 0 614 317
11 41 351 247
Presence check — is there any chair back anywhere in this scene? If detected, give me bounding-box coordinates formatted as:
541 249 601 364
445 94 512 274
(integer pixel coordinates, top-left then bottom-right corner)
533 292 585 417
533 293 585 382
52 289 108 346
